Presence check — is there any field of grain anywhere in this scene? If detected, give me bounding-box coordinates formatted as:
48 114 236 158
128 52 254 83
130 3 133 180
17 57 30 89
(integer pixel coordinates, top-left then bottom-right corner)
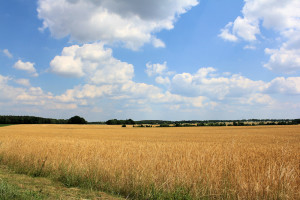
0 125 299 199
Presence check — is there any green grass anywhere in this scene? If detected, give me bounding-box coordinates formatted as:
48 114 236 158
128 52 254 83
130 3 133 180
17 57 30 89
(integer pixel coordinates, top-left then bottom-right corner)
0 164 123 200
0 125 14 128
0 179 45 200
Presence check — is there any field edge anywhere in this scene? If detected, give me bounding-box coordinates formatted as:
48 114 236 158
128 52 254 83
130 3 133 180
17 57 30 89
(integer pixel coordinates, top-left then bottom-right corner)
0 164 124 200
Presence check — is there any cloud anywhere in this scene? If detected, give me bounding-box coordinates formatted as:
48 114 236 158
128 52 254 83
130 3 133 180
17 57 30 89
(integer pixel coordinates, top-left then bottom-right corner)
50 45 84 78
220 0 300 42
231 16 260 41
264 36 300 73
2 49 13 58
53 78 209 112
0 74 10 83
219 17 259 42
167 67 300 119
244 45 256 50
0 74 79 112
239 93 274 105
146 62 168 77
2 58 300 119
13 60 38 77
265 77 300 95
170 67 300 103
219 0 300 73
171 67 266 100
37 0 199 49
50 46 211 112
55 84 116 102
0 75 44 103
152 38 166 48
145 62 174 80
0 76 25 101
54 64 300 116
155 76 170 85
196 67 216 77
15 79 31 87
50 43 134 84
218 22 238 42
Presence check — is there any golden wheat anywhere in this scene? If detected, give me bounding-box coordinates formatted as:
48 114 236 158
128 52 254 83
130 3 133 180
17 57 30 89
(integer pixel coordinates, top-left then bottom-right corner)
0 125 299 199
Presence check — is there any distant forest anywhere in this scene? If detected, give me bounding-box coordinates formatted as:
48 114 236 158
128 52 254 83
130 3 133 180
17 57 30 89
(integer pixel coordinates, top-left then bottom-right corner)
0 115 85 124
0 115 299 126
0 115 67 124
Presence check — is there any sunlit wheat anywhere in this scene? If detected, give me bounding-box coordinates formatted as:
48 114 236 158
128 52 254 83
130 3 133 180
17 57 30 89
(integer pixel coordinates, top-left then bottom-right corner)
0 125 299 199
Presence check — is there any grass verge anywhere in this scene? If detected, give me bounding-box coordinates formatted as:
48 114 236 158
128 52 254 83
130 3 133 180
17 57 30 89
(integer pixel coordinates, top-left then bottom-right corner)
0 165 123 200
0 179 44 200
0 125 14 128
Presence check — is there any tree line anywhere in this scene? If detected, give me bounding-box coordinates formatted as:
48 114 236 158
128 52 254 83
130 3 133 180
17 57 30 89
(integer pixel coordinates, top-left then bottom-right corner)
105 119 135 125
0 115 87 124
106 119 300 126
1 115 299 125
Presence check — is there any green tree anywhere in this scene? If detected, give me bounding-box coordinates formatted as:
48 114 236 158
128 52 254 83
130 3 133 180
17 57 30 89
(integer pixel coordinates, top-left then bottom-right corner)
68 116 87 124
292 119 300 124
125 119 135 125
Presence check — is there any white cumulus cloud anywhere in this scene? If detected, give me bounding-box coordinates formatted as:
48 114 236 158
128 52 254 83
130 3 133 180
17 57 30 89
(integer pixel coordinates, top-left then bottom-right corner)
220 0 300 42
265 77 300 95
50 45 84 78
264 37 300 73
220 17 259 42
0 74 79 112
50 43 134 84
219 0 300 73
13 60 38 77
171 67 267 100
219 22 238 42
37 0 199 49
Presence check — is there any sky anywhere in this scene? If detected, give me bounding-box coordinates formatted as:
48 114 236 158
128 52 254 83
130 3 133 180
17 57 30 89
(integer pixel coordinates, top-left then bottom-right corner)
0 0 300 121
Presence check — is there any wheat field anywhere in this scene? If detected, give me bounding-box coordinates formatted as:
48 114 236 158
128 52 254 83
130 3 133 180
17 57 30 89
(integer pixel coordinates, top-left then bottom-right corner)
0 125 299 199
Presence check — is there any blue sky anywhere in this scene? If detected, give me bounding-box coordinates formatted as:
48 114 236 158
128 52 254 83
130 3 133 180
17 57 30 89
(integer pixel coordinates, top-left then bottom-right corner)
0 0 300 121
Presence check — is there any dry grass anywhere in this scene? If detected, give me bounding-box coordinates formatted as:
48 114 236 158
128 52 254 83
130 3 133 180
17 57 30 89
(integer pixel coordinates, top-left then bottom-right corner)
0 125 299 199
